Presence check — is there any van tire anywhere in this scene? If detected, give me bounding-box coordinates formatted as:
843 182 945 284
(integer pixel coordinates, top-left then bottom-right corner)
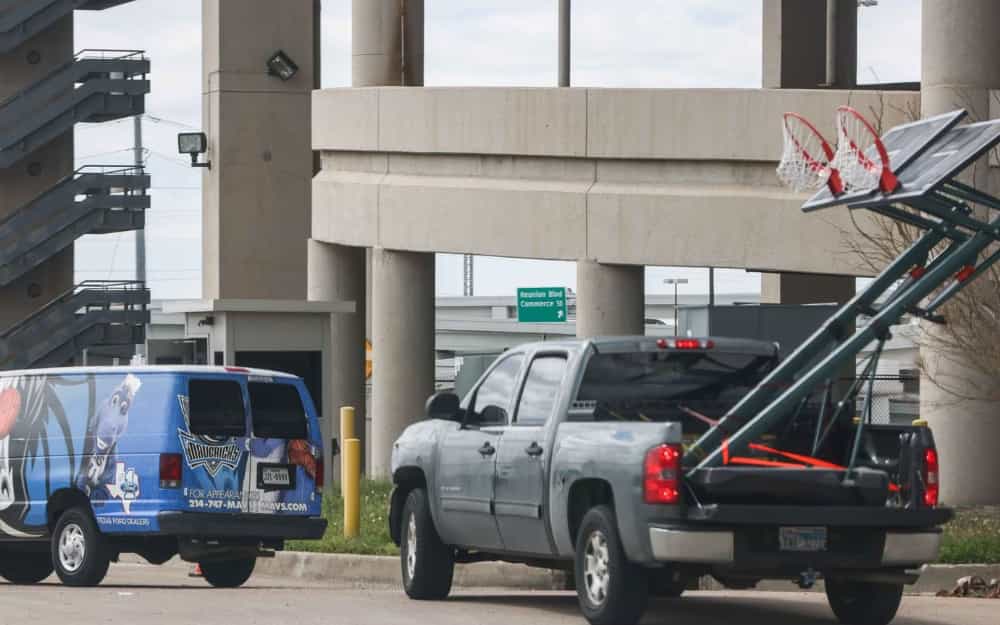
200 557 256 588
400 488 454 600
575 505 648 625
826 579 904 625
51 507 110 587
0 554 53 584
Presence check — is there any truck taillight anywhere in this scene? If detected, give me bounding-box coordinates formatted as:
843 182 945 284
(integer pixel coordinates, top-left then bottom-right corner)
923 448 939 507
644 444 682 505
159 453 182 489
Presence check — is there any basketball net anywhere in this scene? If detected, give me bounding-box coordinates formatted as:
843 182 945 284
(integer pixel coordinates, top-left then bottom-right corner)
776 114 841 194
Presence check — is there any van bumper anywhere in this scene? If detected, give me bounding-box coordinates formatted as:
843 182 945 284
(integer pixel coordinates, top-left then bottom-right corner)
157 512 327 540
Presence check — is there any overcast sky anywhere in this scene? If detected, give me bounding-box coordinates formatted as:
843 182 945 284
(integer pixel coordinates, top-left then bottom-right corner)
73 0 921 301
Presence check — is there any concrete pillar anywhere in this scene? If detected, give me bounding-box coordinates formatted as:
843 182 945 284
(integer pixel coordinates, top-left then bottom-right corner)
762 0 856 89
369 249 435 477
0 17 74 331
760 272 855 305
920 0 1000 505
308 240 366 482
576 261 644 338
352 0 424 87
202 0 315 301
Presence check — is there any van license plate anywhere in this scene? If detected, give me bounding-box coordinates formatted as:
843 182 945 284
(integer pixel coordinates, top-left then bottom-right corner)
258 464 294 490
779 527 827 552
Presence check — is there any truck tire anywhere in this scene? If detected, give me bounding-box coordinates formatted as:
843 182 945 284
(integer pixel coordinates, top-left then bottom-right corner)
0 553 53 584
200 557 256 588
400 488 454 600
51 507 111 587
826 579 904 625
574 505 648 625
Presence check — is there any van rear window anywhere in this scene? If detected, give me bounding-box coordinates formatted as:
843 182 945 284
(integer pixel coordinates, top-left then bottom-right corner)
188 379 246 437
249 382 308 439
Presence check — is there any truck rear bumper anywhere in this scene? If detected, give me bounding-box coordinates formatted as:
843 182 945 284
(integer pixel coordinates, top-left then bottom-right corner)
649 526 942 569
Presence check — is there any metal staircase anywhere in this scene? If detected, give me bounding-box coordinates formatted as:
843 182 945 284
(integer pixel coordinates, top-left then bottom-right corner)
0 0 150 370
0 50 149 168
0 281 149 370
0 0 135 53
0 165 149 286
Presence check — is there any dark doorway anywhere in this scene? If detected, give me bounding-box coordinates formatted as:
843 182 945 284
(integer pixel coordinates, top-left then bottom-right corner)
235 351 323 416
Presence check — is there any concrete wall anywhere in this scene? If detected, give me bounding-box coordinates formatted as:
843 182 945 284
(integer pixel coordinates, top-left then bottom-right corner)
313 87 914 275
202 0 315 301
0 17 74 330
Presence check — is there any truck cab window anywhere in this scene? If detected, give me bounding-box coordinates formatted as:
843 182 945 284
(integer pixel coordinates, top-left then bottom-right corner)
470 354 523 426
515 356 567 426
188 379 246 437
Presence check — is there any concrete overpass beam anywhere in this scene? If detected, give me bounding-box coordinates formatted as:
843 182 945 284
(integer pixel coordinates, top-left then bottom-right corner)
370 248 435 477
576 261 644 338
920 0 1000 505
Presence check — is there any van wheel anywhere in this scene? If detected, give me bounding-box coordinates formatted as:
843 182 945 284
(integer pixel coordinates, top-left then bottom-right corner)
199 557 256 588
0 553 53 584
400 488 454 600
575 505 648 625
826 579 904 625
51 507 110 587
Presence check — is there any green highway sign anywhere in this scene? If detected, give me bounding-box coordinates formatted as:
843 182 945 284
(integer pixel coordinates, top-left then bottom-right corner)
517 287 567 323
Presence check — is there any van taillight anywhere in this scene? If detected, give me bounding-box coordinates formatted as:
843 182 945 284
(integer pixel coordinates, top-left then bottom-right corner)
315 457 325 492
160 453 182 489
644 444 682 505
923 448 939 507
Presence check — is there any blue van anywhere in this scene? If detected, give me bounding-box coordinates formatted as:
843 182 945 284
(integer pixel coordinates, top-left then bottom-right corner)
0 366 326 587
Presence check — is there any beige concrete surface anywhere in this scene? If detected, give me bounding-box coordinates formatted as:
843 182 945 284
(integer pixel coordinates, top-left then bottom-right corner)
3 563 997 625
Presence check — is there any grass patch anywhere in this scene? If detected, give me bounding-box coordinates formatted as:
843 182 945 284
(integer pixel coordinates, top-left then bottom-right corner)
290 483 1000 564
287 479 399 556
940 507 1000 564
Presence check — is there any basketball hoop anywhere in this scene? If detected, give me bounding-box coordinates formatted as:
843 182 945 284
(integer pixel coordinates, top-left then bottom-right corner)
832 105 899 193
777 112 844 195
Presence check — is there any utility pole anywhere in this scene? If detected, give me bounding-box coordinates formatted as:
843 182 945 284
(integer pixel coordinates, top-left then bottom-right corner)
463 254 474 297
133 113 147 361
558 0 571 87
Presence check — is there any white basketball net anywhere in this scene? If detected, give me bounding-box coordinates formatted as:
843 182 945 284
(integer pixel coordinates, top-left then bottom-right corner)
776 115 833 192
832 107 885 191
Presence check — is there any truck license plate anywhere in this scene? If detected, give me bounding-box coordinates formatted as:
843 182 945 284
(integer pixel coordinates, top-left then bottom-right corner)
779 527 827 552
258 464 293 490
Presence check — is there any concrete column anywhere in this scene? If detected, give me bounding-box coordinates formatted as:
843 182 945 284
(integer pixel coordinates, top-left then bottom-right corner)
308 240 366 481
762 0 856 89
202 0 315 301
0 16 74 331
369 249 435 477
760 272 855 305
352 0 423 87
920 0 1000 505
576 261 644 338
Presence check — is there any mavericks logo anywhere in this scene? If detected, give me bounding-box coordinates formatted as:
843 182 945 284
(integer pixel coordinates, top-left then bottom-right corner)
178 429 243 477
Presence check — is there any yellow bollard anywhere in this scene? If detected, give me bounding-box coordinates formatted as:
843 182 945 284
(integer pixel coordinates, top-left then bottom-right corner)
339 406 355 480
343 438 361 538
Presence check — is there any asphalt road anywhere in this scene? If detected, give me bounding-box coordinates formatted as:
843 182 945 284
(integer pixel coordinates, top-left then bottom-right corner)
0 563 995 625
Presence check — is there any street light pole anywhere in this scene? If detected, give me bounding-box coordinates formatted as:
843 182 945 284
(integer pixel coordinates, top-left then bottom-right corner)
663 278 689 336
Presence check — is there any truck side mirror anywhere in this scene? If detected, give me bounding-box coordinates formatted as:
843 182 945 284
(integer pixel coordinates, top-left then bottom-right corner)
426 392 462 422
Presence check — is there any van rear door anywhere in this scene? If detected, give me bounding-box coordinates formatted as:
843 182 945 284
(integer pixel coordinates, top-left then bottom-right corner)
245 377 321 516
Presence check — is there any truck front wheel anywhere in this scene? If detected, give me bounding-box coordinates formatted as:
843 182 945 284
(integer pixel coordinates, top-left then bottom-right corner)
51 507 110 587
400 488 454 600
826 579 904 625
574 505 648 625
0 553 53 584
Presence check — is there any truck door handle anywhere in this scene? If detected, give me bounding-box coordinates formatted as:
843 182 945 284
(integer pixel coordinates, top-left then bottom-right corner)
525 442 544 457
478 442 496 457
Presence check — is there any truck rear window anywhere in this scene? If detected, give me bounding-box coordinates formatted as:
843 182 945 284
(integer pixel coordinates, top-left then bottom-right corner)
249 382 308 439
576 351 776 427
189 379 247 437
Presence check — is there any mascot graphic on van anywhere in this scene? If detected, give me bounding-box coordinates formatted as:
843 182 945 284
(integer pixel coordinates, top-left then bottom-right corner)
76 374 142 496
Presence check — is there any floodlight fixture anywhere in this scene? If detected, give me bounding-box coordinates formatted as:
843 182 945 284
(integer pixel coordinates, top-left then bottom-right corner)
267 50 299 81
178 132 210 169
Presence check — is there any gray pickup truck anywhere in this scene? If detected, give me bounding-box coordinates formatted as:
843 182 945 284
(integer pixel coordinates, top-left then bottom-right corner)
388 336 951 625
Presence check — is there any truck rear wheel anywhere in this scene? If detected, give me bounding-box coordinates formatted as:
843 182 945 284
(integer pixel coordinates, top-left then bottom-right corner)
0 553 53 584
200 557 256 588
400 488 454 600
574 505 648 625
51 506 110 587
826 579 904 625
